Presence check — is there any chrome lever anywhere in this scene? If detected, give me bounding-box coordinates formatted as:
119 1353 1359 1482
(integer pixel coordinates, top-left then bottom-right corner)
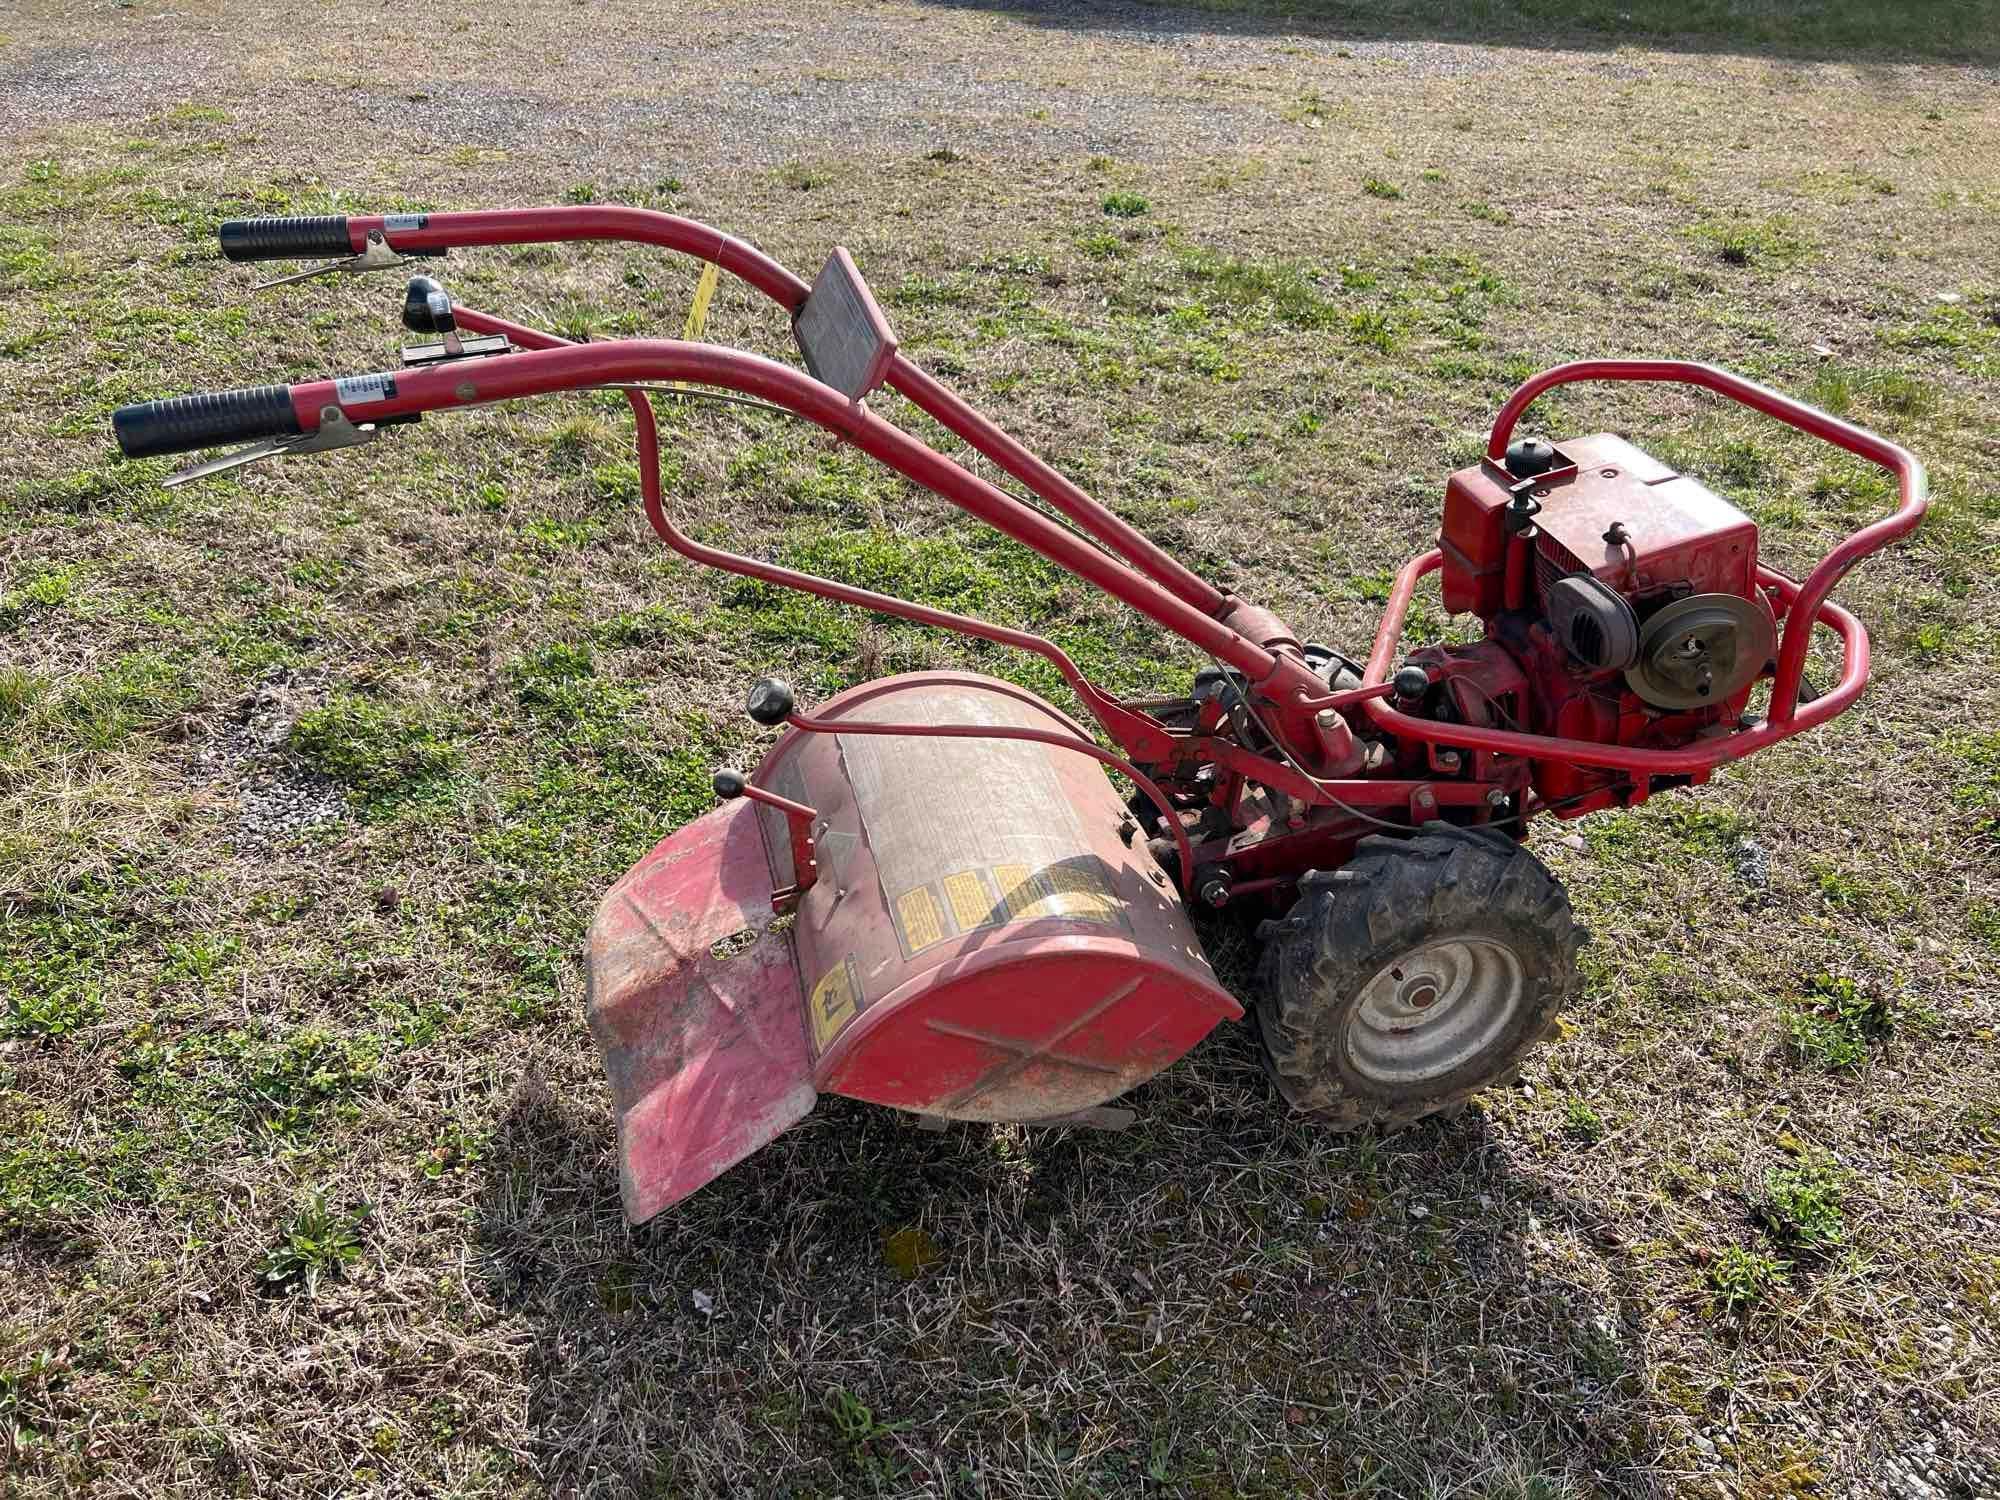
163 407 381 487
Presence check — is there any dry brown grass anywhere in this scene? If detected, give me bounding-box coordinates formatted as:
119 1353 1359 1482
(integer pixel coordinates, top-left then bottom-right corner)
2 2 1997 1497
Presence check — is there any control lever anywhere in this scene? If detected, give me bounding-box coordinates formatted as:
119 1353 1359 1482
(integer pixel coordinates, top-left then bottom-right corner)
250 229 427 291
162 406 384 488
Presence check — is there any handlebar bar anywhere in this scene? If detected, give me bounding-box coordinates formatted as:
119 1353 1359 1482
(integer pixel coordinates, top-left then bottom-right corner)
219 216 358 262
112 385 303 458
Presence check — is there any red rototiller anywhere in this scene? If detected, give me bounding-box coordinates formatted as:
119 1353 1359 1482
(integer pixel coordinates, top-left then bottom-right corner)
114 207 1927 1222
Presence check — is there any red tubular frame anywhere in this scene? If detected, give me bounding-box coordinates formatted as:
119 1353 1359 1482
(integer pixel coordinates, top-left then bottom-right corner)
271 218 1923 803
362 209 1230 617
287 340 1285 696
1362 359 1927 774
450 307 1169 754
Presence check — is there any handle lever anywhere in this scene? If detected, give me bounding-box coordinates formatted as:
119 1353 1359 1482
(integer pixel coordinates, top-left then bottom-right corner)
163 406 383 488
251 230 431 291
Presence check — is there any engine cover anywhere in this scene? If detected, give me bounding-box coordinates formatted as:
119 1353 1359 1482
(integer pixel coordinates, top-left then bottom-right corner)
1439 433 1759 616
1531 433 1758 601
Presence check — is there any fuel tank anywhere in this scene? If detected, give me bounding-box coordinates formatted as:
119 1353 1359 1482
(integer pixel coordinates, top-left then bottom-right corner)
587 671 1240 1221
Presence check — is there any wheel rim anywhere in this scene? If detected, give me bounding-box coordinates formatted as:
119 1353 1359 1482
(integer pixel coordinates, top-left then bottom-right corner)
1346 936 1526 1088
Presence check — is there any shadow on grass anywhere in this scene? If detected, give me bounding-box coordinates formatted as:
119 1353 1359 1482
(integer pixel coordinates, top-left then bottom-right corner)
476 1020 1673 1497
912 0 1994 65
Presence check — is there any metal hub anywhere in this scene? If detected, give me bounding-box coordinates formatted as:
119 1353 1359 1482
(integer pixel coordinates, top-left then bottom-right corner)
1347 937 1526 1087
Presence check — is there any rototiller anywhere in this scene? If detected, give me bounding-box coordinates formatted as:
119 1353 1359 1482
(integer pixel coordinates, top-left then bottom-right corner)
113 207 1926 1221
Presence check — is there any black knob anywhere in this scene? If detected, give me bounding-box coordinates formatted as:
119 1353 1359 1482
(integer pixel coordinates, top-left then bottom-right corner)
1392 665 1431 701
402 275 456 335
712 769 747 800
746 677 796 726
1503 438 1557 479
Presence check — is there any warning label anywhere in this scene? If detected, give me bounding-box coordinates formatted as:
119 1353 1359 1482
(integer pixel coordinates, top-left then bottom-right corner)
808 957 861 1055
888 860 1120 957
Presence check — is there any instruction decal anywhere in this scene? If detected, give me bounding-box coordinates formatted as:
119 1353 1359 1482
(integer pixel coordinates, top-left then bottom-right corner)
333 371 397 406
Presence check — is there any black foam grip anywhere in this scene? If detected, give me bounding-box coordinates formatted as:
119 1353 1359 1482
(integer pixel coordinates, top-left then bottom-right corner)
218 215 353 262
113 386 302 459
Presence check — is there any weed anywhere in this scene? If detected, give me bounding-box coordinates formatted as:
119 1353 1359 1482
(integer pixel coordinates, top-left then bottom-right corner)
1563 1096 1606 1143
1361 177 1403 200
0 986 101 1041
1707 1244 1785 1310
505 642 625 726
823 1386 906 1478
1757 1155 1848 1253
1348 308 1399 353
0 666 44 722
1697 216 1811 267
1781 974 1892 1071
1179 250 1337 330
1101 192 1149 218
253 1187 370 1296
1806 364 1853 415
0 1348 59 1455
50 652 195 750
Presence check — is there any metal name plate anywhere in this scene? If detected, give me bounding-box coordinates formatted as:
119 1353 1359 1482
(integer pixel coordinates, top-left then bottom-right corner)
793 246 898 401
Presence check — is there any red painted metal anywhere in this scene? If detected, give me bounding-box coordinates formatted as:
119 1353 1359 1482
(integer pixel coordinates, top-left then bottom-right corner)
760 672 1241 1123
1483 359 1927 725
732 781 820 908
373 206 1233 618
1362 552 1869 775
341 217 1920 783
586 795 815 1222
887 359 1230 616
450 306 1170 757
356 206 813 308
282 340 1320 731
781 708 1198 890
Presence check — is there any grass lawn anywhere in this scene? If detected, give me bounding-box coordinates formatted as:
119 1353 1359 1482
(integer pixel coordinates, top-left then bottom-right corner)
1 1 1997 1496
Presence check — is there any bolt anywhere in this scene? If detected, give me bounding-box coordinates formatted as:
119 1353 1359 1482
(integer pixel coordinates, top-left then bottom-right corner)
1438 750 1462 772
1315 709 1337 729
1486 787 1507 807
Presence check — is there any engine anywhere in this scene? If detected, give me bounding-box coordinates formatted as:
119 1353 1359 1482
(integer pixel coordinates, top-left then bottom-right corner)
1434 432 1777 813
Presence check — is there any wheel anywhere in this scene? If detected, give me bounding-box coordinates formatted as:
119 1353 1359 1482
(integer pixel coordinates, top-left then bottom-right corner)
1256 822 1586 1129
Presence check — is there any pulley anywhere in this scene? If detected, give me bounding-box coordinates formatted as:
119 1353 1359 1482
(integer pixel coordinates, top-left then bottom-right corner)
1625 592 1776 710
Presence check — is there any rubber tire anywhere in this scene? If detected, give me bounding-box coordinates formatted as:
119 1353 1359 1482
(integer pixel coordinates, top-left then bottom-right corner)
1256 821 1587 1130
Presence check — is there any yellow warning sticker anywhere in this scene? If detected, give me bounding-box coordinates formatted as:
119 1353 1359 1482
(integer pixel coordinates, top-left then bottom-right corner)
993 860 1118 923
1048 861 1120 919
994 862 1049 920
894 886 946 953
942 869 1001 933
808 957 861 1054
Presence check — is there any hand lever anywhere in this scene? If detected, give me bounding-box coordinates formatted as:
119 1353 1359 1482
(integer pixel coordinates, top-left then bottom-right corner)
251 229 417 291
162 406 381 488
